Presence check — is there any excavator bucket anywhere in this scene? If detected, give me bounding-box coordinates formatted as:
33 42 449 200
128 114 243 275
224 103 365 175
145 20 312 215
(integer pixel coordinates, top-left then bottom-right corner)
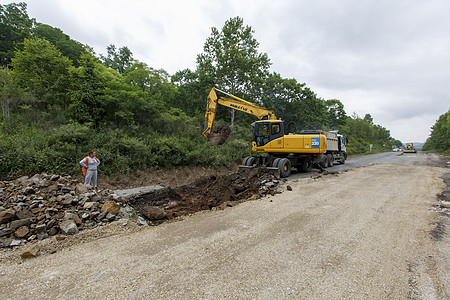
206 125 231 145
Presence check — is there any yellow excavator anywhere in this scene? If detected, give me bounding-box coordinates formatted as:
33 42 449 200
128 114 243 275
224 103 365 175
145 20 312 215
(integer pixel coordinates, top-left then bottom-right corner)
203 87 348 177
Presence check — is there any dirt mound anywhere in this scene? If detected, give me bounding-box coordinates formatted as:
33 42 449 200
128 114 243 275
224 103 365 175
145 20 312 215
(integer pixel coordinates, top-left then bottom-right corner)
207 125 232 145
130 167 282 224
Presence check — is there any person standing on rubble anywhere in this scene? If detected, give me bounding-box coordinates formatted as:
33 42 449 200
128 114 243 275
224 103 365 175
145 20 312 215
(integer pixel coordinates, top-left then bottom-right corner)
79 150 100 187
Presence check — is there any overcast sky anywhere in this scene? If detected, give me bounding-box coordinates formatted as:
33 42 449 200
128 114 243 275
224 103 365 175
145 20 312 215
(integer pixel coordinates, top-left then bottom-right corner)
15 0 450 142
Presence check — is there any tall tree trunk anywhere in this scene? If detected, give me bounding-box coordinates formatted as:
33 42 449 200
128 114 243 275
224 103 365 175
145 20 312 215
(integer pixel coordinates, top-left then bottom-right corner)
229 108 235 130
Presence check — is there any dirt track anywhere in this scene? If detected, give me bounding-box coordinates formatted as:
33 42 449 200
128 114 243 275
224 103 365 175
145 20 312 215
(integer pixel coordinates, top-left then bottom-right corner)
0 154 449 299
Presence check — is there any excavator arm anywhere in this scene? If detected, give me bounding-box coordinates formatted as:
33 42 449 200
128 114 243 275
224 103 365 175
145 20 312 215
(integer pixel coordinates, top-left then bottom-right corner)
203 87 276 144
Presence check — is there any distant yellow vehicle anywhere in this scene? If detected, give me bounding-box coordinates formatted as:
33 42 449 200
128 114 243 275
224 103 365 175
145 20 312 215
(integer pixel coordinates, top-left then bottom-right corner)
403 143 417 153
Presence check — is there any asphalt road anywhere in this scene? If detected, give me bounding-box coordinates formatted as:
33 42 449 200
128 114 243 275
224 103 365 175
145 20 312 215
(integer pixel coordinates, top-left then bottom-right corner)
289 151 444 181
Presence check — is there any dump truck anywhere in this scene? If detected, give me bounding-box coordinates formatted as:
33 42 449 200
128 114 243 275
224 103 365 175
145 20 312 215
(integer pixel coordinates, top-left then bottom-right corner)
403 143 417 153
203 87 348 178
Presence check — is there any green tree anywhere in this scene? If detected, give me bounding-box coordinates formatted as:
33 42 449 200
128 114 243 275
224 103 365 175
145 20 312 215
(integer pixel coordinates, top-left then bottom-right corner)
32 23 87 67
0 67 30 119
261 72 327 130
363 113 374 124
423 110 450 153
197 16 271 128
100 44 134 74
0 2 35 67
11 37 72 109
171 68 207 115
68 53 106 125
324 99 347 129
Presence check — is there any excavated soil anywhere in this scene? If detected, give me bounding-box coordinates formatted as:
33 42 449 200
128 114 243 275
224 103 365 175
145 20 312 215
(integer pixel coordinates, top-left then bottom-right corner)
129 167 281 224
206 124 232 145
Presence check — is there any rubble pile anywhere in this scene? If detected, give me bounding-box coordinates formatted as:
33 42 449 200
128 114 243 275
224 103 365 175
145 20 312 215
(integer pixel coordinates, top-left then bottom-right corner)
130 167 284 224
0 173 127 248
0 167 285 248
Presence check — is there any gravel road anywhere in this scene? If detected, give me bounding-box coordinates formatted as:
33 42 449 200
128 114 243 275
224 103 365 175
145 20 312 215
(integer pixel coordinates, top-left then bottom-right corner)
0 152 448 299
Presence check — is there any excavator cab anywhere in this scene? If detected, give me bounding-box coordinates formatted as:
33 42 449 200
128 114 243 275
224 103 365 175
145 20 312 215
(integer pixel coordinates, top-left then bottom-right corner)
253 121 284 146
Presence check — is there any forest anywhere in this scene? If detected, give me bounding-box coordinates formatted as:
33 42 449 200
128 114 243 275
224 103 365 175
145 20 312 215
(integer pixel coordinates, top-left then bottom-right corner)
422 110 450 155
0 2 404 180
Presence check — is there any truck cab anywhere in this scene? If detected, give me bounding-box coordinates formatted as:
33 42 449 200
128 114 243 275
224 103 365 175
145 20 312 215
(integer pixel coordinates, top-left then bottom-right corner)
337 134 348 156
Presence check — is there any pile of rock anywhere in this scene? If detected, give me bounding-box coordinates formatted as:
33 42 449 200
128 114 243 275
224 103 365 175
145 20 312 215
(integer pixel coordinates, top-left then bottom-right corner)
0 173 129 248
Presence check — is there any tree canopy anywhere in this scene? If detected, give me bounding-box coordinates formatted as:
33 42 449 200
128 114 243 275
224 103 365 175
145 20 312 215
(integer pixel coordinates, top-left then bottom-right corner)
422 110 450 154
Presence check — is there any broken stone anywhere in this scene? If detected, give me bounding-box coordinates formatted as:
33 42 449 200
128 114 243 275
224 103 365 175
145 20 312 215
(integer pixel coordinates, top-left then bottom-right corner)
83 202 98 209
16 208 34 220
48 227 58 236
62 194 74 205
10 218 32 231
16 176 29 182
9 239 22 247
75 183 89 194
59 220 78 235
14 226 29 238
105 213 116 221
46 184 59 193
142 206 167 220
0 209 16 224
136 216 148 226
35 224 46 232
21 245 39 259
46 219 57 229
37 232 49 240
64 212 81 225
91 194 102 202
0 229 12 237
439 201 450 209
23 187 35 195
287 185 293 191
101 201 120 215
61 187 71 194
97 211 108 221
50 174 60 181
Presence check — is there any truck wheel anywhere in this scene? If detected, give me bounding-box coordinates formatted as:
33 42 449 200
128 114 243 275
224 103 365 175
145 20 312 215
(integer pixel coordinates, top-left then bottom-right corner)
327 154 333 167
246 156 256 166
320 155 329 168
300 158 312 173
278 158 291 178
272 158 281 168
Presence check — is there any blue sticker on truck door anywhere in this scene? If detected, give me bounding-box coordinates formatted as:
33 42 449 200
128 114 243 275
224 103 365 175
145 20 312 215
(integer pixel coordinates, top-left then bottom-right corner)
311 137 319 148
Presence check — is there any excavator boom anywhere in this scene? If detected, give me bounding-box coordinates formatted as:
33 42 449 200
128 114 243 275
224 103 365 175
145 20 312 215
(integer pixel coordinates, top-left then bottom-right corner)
203 87 276 144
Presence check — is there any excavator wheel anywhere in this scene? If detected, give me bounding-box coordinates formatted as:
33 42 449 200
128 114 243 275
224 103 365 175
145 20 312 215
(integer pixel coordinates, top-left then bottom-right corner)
278 158 291 178
300 158 312 173
245 156 256 166
272 158 281 169
242 157 250 166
